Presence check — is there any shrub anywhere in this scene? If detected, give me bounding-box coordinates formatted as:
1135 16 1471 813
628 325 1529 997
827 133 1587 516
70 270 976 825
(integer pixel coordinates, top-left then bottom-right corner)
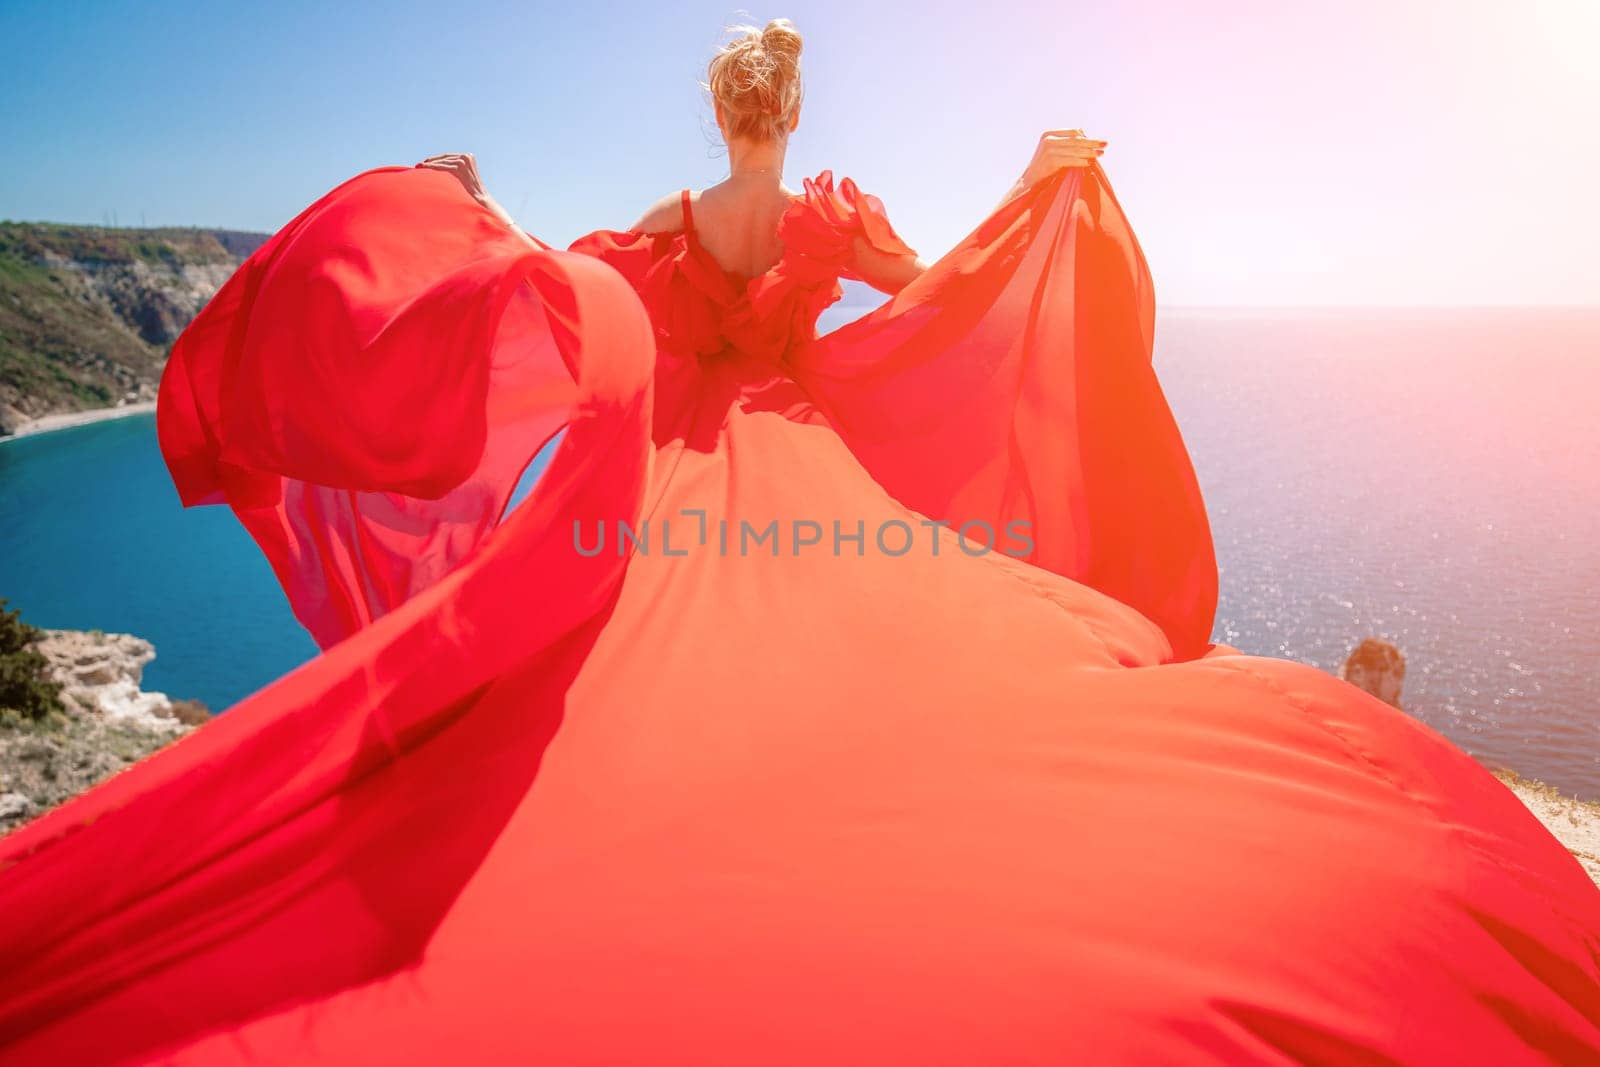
0 599 64 723
167 699 212 726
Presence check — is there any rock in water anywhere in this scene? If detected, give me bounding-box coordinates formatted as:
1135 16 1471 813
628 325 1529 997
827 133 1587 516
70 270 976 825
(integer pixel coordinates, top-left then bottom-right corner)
1340 637 1406 708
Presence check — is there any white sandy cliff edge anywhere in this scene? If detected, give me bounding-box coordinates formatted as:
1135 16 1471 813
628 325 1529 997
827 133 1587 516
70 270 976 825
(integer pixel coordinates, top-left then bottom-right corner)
1496 773 1600 886
0 401 157 442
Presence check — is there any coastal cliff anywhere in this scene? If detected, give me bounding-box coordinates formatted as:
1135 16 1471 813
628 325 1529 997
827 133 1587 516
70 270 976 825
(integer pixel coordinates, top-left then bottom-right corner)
0 222 266 434
0 628 206 832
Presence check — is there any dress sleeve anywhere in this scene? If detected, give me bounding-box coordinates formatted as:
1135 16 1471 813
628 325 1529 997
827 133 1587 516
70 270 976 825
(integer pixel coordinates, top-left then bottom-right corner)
158 167 656 649
782 171 916 279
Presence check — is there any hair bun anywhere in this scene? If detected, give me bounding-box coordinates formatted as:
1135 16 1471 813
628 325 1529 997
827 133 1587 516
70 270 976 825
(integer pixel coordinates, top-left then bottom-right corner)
761 18 802 63
704 18 805 143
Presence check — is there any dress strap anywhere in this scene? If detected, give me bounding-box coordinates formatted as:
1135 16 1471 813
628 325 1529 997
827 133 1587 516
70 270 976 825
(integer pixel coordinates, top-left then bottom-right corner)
680 189 694 235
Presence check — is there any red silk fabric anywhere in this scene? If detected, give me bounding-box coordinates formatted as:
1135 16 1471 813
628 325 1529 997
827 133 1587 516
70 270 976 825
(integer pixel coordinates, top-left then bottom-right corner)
0 165 1595 1064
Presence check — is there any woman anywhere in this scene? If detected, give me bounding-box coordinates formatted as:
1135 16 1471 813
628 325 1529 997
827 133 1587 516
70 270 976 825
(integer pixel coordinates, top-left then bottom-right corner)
1 19 1596 1065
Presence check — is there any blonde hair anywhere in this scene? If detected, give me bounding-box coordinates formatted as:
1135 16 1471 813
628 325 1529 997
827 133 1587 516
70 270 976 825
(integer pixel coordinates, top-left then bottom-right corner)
704 18 803 144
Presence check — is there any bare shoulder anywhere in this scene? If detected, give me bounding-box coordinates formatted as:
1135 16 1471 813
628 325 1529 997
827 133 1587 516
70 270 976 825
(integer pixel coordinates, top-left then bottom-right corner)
629 191 689 235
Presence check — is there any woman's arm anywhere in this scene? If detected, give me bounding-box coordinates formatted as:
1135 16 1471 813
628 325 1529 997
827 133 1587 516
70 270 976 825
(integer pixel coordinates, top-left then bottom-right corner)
850 239 928 295
629 192 686 235
852 129 1104 295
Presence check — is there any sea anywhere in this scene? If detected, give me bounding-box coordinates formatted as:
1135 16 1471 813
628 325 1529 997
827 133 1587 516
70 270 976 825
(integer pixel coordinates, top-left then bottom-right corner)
3 306 1597 798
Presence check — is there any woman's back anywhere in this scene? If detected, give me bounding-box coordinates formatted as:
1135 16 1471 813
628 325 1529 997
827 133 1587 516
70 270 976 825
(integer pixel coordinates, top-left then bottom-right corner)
569 169 919 367
687 178 797 281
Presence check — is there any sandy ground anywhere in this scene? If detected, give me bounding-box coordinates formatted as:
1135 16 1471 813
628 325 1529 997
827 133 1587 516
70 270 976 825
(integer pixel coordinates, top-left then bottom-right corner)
2 401 156 442
1499 772 1600 886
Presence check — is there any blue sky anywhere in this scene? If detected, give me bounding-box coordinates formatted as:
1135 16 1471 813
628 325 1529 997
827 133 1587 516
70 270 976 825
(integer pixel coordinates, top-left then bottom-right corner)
2 0 1596 305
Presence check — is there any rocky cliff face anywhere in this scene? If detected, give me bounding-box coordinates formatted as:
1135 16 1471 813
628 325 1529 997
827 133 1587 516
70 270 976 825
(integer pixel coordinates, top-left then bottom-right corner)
0 223 267 434
0 629 205 832
37 629 204 728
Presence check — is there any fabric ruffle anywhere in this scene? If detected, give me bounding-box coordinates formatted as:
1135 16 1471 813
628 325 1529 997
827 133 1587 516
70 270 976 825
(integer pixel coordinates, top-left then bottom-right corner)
779 169 917 271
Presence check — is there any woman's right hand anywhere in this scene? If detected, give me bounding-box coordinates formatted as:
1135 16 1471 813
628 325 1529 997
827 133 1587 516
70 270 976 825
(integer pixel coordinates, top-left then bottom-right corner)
1017 130 1106 190
417 153 489 204
416 153 535 247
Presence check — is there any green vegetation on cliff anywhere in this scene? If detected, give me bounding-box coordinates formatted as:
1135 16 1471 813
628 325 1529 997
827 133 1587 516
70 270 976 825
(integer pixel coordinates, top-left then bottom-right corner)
0 599 63 725
0 222 266 432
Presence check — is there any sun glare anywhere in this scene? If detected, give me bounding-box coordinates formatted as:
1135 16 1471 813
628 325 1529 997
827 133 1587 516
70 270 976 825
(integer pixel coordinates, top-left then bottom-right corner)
1531 0 1600 81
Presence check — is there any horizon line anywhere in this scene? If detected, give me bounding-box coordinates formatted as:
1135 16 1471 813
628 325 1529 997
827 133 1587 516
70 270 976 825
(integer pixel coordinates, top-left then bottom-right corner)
5 218 1596 314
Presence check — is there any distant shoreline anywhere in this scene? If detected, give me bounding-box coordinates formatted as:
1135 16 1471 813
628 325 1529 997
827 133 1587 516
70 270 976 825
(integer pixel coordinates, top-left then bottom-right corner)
1 402 156 444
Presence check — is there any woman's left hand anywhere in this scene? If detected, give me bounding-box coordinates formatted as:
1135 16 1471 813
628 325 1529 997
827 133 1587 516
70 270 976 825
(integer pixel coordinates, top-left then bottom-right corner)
417 153 488 203
997 130 1106 211
1017 130 1106 190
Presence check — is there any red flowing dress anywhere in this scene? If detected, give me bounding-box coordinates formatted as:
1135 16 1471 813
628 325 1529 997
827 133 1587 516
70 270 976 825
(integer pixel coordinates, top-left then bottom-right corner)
0 165 1596 1065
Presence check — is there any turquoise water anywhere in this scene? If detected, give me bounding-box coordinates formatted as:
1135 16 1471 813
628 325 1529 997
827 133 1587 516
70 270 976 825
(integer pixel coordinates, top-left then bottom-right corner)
0 416 561 711
0 412 317 709
3 308 1598 797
